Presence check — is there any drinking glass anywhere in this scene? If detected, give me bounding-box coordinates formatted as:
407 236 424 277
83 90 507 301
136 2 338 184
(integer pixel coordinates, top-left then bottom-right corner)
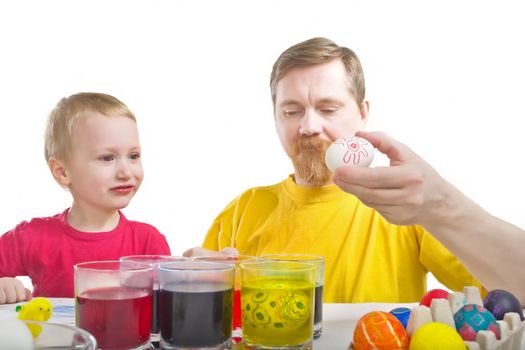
192 254 260 343
74 260 154 350
158 261 235 350
240 260 315 349
24 321 97 350
120 255 186 343
261 254 325 339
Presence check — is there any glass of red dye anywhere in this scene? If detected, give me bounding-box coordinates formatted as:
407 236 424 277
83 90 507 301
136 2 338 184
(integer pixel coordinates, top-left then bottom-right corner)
192 254 260 343
74 260 154 350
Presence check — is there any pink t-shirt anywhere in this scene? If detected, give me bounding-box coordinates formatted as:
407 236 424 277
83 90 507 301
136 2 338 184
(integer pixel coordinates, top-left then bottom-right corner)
0 209 171 297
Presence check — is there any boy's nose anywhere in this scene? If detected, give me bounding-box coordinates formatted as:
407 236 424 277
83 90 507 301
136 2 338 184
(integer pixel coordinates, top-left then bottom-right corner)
116 161 133 179
299 110 323 136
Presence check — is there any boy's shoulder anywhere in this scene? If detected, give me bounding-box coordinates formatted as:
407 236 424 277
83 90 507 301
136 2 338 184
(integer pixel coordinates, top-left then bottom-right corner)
124 219 161 233
119 213 162 236
3 211 66 239
15 211 65 230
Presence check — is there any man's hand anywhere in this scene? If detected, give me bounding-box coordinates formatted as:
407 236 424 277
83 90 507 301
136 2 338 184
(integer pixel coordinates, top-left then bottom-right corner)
333 131 454 227
0 277 32 304
183 246 239 258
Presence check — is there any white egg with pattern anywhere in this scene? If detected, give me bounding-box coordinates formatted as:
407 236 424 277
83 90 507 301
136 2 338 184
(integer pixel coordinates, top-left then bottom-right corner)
325 136 374 172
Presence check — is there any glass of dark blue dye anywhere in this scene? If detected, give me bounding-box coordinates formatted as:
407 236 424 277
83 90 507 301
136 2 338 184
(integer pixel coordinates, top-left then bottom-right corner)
120 255 187 344
261 254 325 339
158 261 234 350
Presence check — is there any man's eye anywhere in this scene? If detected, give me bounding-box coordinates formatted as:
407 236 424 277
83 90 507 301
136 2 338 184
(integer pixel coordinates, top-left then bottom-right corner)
321 108 338 114
283 110 301 117
100 155 114 161
129 153 141 160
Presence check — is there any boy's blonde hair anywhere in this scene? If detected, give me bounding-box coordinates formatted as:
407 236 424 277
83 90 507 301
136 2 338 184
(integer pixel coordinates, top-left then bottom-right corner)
270 37 366 107
44 92 136 162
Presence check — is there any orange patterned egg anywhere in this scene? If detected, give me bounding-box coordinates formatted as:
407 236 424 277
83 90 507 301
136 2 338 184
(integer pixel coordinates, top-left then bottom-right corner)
353 311 409 350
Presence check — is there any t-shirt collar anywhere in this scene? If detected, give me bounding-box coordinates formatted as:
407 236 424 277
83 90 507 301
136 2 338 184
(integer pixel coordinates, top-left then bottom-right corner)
283 174 351 203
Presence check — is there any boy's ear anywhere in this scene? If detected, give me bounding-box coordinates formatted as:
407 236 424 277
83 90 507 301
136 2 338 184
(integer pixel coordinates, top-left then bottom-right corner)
360 100 370 122
48 157 70 186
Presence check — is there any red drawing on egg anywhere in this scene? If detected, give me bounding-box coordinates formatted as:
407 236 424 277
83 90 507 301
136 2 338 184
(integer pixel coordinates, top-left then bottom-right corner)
340 137 370 165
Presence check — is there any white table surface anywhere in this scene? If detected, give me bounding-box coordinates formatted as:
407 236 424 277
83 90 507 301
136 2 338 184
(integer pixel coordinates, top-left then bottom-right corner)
1 299 524 349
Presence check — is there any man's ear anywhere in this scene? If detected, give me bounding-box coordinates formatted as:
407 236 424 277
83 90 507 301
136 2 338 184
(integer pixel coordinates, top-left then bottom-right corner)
48 157 70 187
360 100 370 123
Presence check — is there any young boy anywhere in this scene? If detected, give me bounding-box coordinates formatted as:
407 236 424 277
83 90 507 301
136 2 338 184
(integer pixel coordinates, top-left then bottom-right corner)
0 92 171 304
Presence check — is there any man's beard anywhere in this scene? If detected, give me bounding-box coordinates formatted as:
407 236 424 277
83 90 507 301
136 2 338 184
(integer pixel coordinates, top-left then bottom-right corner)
291 136 332 186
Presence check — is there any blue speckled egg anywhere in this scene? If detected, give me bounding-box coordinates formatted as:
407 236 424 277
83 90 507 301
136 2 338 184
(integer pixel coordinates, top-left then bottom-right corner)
454 304 501 341
389 307 411 328
483 289 524 321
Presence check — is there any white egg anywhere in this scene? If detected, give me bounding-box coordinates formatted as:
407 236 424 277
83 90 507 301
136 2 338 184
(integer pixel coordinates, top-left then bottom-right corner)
0 318 34 350
325 136 375 172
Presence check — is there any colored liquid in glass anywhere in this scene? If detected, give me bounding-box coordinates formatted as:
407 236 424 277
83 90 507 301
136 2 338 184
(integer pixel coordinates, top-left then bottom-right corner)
314 284 323 338
152 288 160 334
76 287 152 350
241 277 314 347
159 281 233 348
233 288 242 330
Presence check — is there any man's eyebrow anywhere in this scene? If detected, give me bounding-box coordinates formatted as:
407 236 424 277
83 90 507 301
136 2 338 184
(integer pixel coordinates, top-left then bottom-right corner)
278 99 301 107
317 98 344 105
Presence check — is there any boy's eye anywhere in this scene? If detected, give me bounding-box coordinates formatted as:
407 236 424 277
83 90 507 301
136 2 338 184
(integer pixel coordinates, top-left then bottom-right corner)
100 155 114 162
129 152 141 160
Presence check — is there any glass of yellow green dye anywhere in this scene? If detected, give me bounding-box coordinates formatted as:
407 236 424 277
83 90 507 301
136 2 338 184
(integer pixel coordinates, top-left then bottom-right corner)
261 254 325 339
240 261 315 349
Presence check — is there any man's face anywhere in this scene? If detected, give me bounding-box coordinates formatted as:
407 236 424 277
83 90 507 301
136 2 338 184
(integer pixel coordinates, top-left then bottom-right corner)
274 59 368 186
64 113 144 213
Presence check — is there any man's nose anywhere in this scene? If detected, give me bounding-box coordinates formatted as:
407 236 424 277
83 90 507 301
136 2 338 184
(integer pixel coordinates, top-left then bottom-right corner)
299 110 323 136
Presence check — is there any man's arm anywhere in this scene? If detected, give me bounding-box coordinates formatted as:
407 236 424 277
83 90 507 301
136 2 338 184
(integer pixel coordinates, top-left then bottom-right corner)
333 131 525 305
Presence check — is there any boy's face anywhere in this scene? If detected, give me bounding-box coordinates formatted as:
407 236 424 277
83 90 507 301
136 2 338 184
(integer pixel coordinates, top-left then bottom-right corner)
274 59 368 185
64 113 143 212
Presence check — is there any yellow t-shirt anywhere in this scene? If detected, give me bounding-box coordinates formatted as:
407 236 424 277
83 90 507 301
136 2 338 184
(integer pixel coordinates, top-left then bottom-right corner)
203 176 481 303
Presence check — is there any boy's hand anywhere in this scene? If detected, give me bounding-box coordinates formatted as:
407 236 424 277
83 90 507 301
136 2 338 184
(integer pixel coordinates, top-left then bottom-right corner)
183 247 239 258
0 277 32 304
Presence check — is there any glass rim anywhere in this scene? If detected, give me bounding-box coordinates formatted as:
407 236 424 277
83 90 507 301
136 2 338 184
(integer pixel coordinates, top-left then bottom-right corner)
74 260 154 272
260 253 325 263
23 320 97 349
158 260 235 272
191 254 262 262
239 260 316 272
120 255 187 262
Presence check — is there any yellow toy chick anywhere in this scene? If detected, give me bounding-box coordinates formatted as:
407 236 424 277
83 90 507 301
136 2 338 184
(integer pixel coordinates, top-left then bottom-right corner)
16 297 53 338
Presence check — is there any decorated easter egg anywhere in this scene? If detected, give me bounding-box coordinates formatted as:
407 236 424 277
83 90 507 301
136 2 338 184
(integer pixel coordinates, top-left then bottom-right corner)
389 307 411 328
419 288 449 307
242 285 311 333
353 311 409 350
0 318 34 350
325 136 374 172
483 289 524 321
409 322 466 350
453 304 500 341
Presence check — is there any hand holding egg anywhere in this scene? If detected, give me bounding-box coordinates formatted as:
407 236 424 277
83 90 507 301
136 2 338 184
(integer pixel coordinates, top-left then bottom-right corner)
325 136 374 172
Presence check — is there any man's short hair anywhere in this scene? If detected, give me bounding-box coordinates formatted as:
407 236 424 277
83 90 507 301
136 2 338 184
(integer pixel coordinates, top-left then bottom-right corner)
270 37 366 107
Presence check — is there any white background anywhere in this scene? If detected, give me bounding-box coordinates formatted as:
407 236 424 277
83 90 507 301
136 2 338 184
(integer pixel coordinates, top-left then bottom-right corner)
1 1 524 291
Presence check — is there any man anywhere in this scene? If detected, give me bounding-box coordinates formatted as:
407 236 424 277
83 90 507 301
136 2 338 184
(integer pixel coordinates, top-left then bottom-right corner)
187 37 518 303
